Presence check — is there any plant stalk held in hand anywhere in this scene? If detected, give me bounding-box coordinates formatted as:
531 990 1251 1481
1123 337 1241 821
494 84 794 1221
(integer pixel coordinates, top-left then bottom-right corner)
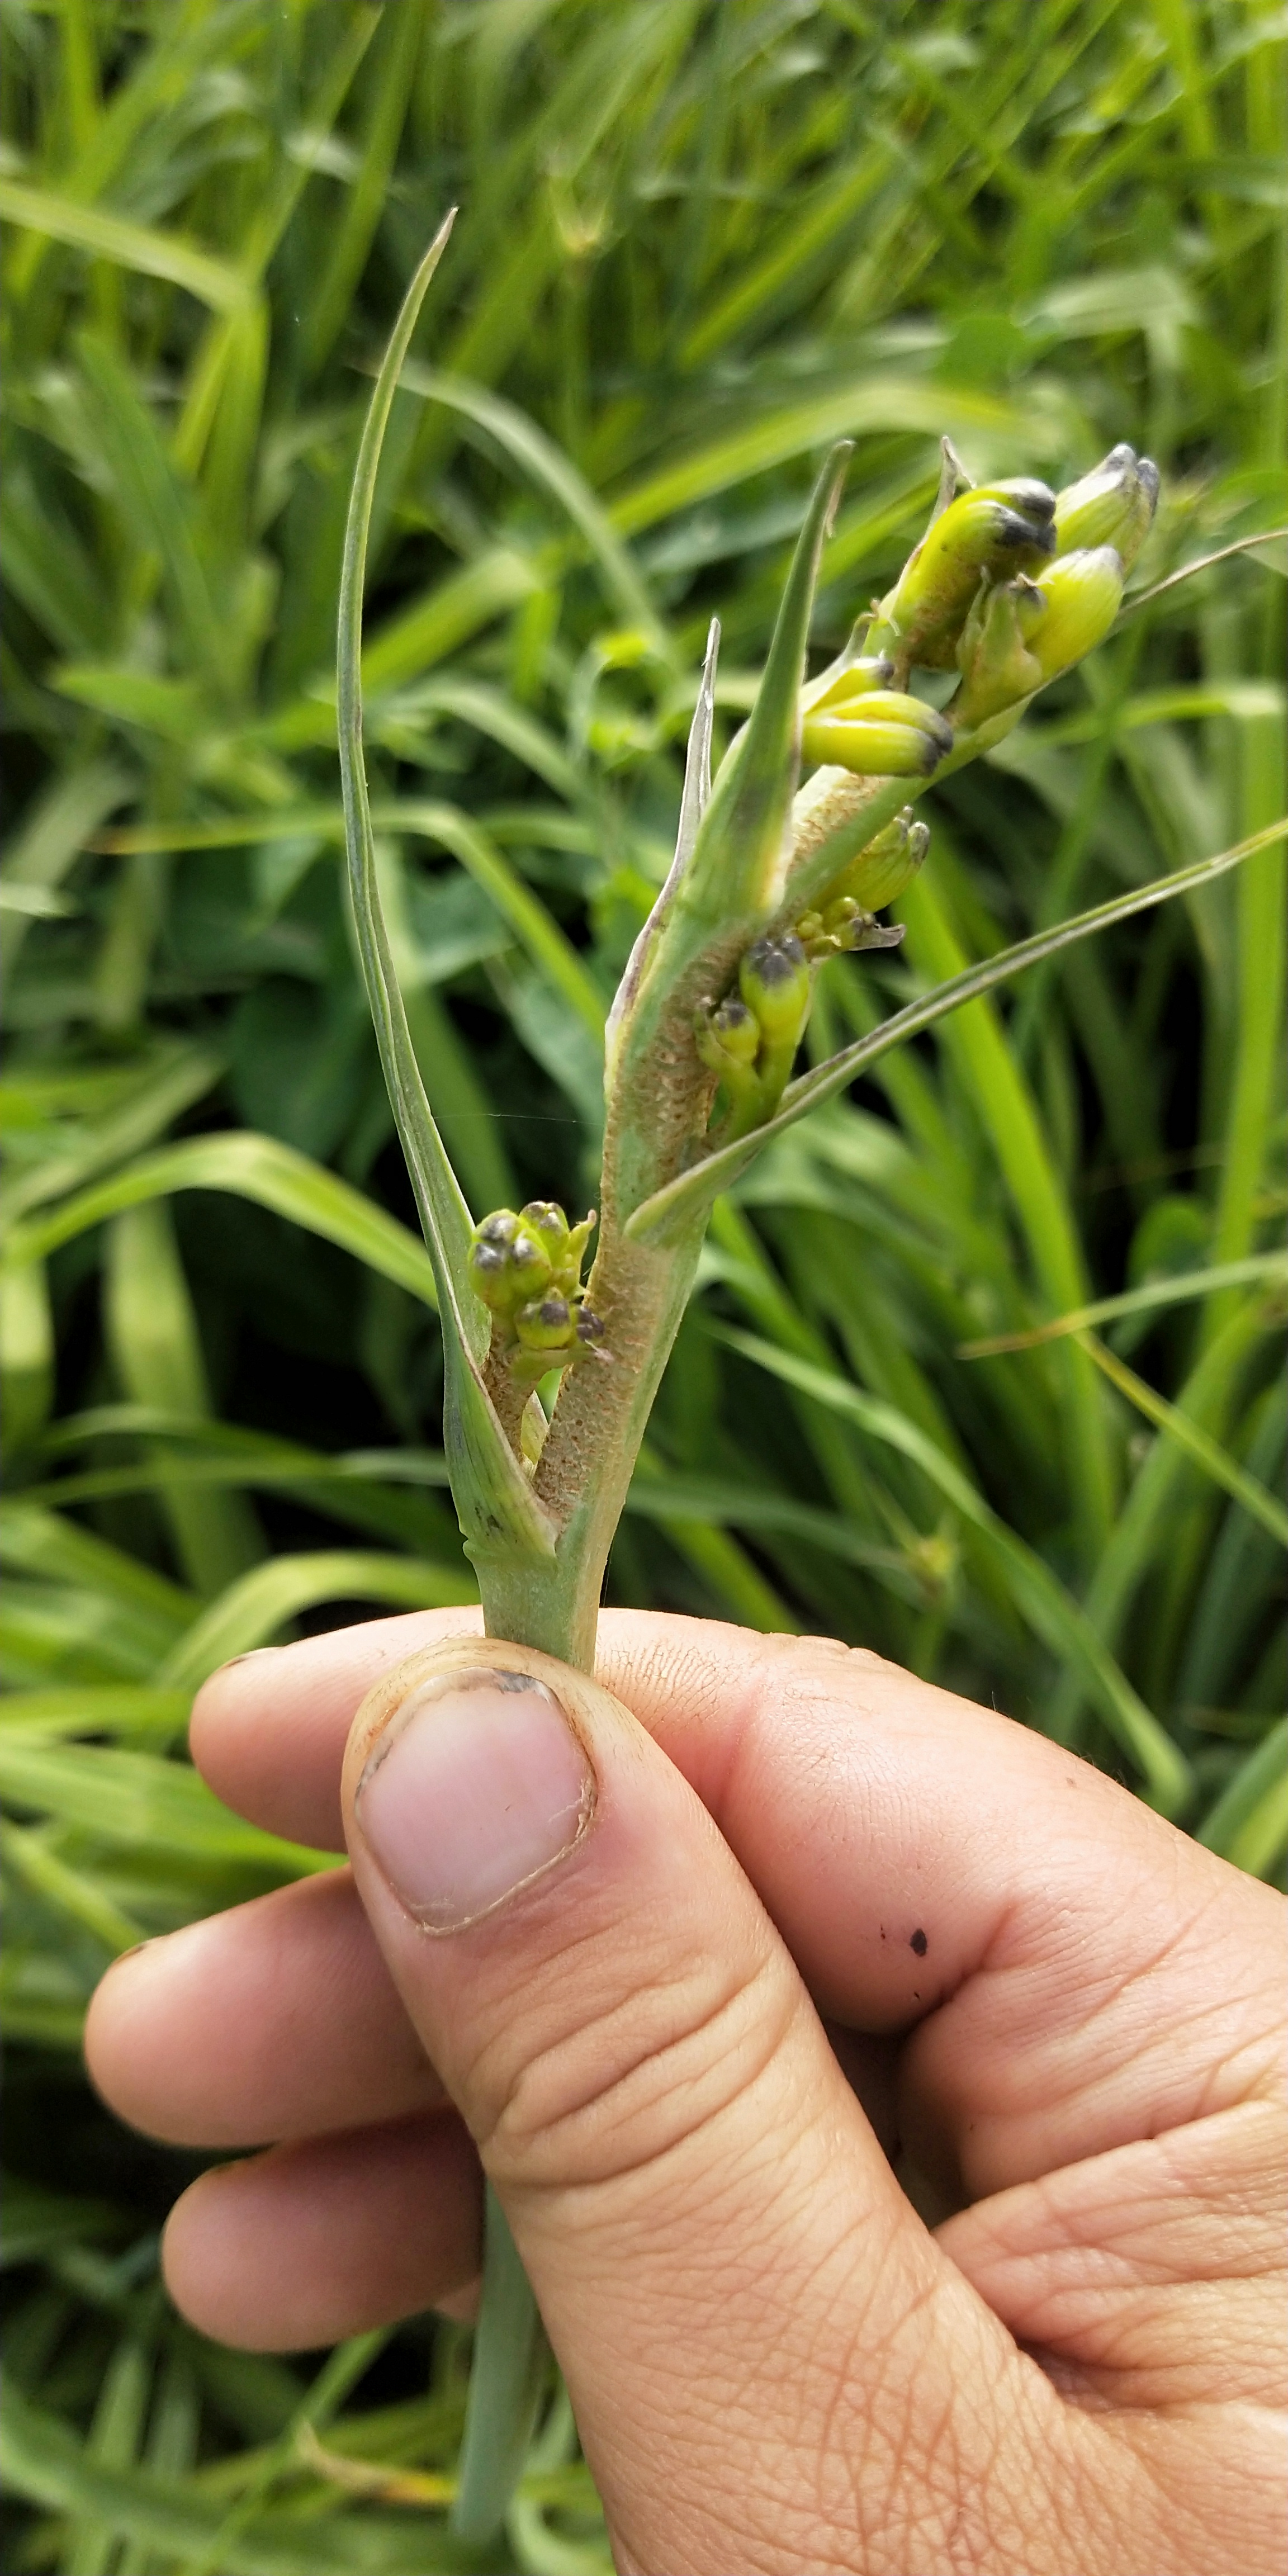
339 231 1279 2547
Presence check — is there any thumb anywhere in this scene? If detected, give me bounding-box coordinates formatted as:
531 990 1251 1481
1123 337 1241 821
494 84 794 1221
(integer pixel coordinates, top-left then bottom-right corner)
342 1637 1055 2574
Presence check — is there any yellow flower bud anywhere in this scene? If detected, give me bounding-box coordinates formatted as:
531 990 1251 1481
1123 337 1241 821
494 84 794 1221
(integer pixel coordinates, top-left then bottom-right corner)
835 810 931 913
802 690 952 777
1053 444 1159 571
874 480 1056 667
950 546 1124 728
695 995 760 1081
1016 545 1125 681
738 931 811 1046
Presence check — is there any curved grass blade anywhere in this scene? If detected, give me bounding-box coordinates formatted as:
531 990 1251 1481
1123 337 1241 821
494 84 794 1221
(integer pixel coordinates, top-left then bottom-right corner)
1197 1718 1288 1879
1076 1330 1288 1548
718 1329 1191 1814
398 364 670 653
1 1135 441 1308
337 213 556 1569
958 1254 1288 1355
0 1738 332 1879
1120 527 1288 618
627 818 1288 1242
158 1551 478 1693
0 176 252 314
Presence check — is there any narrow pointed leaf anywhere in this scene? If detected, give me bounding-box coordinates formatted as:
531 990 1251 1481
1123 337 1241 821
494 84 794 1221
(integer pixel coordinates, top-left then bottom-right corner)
337 214 557 1568
656 442 852 958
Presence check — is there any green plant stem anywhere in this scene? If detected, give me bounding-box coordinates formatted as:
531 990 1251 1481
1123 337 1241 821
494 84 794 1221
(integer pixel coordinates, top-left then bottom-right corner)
451 2190 546 2549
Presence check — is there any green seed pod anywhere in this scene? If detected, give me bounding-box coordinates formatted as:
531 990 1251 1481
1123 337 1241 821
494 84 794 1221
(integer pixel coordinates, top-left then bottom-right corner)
802 690 952 777
874 480 1057 667
1053 444 1159 571
738 931 811 1047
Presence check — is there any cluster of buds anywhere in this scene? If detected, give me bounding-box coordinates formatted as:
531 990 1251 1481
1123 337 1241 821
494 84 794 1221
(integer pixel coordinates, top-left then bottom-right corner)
692 444 1159 1146
855 444 1158 736
468 1201 604 1389
696 931 813 1141
869 478 1059 669
795 808 930 959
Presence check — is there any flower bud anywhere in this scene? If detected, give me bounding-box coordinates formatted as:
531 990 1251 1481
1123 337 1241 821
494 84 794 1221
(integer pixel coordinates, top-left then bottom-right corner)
803 654 896 717
798 897 907 959
738 931 811 1047
519 1200 569 1251
1053 444 1159 571
874 480 1057 667
513 1293 577 1356
950 581 1040 729
695 995 760 1079
950 545 1123 728
468 1210 552 1314
863 811 929 909
802 689 952 777
1016 544 1125 681
836 810 931 913
519 1199 596 1297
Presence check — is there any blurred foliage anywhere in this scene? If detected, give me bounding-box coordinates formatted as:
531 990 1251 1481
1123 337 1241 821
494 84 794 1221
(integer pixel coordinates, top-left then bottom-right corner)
1 0 1285 2565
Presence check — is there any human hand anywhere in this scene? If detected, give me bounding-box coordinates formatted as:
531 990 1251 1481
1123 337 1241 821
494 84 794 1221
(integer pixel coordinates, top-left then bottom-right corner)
87 1612 1286 2575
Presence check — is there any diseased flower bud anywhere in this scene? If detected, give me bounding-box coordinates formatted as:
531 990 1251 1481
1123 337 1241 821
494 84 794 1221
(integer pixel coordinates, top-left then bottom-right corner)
695 995 760 1079
519 1199 596 1298
950 545 1124 729
468 1200 596 1339
802 687 952 778
1053 444 1159 571
1016 544 1125 681
468 1210 552 1314
508 1289 591 1390
803 654 896 716
739 931 811 1047
520 1199 569 1251
828 809 930 916
513 1293 576 1356
873 480 1057 668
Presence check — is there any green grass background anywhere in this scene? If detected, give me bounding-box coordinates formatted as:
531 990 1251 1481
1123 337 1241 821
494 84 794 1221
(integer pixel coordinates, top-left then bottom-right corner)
1 2 1285 2566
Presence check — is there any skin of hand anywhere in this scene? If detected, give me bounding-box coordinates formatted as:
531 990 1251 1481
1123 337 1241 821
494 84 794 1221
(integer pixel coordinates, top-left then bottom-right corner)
86 1611 1285 2576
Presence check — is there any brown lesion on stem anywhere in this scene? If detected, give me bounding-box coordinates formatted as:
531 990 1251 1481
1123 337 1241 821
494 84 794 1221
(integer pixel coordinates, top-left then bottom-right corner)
482 1335 531 1456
